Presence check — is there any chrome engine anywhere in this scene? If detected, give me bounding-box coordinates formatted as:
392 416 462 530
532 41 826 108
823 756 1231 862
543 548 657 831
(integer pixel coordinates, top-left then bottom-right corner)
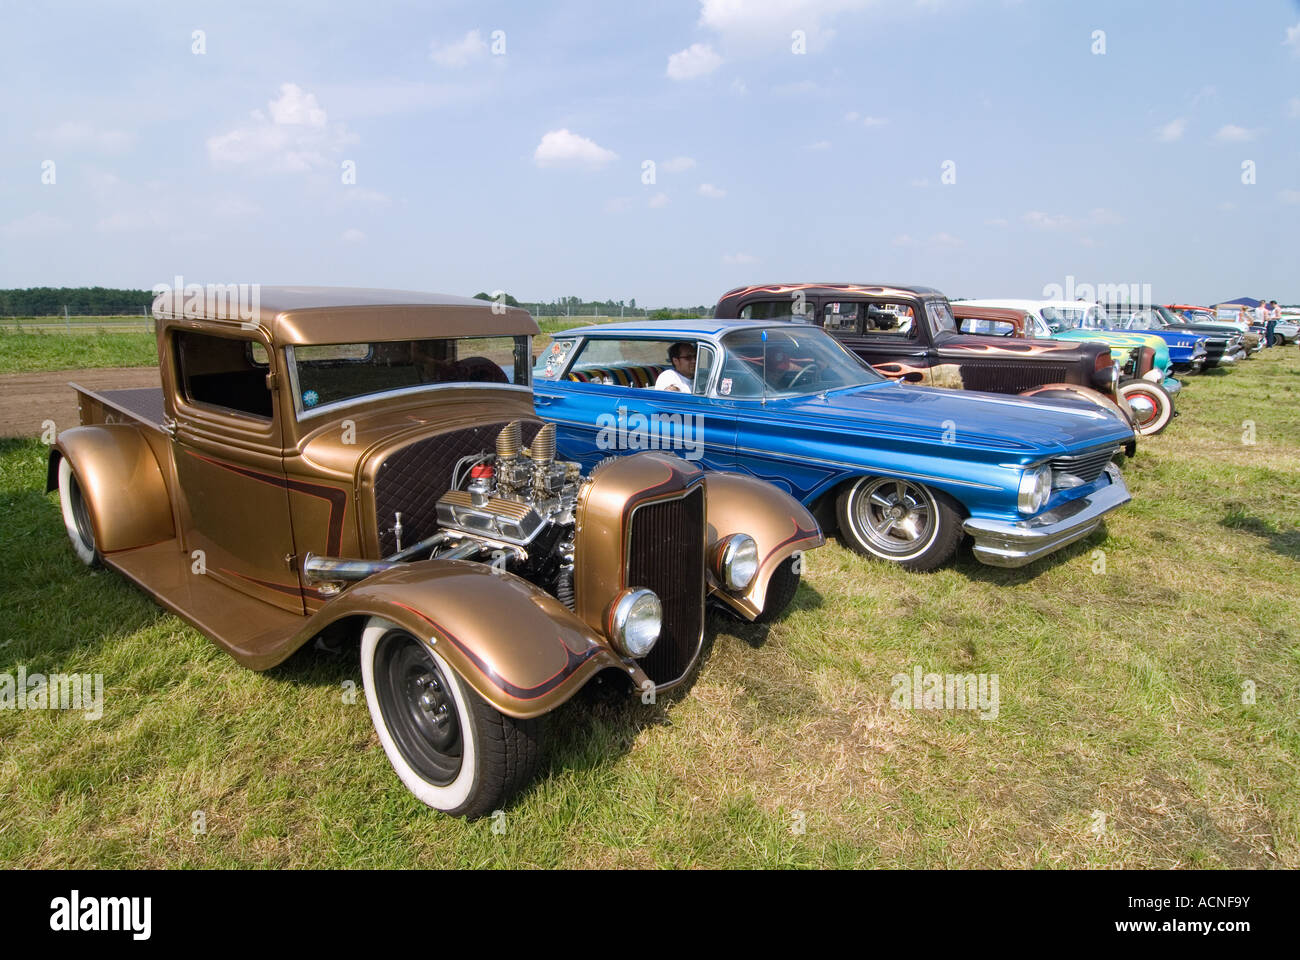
432 420 582 604
307 421 586 606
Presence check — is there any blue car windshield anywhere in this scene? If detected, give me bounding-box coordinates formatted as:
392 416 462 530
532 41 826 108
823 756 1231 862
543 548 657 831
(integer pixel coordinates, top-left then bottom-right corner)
717 327 883 399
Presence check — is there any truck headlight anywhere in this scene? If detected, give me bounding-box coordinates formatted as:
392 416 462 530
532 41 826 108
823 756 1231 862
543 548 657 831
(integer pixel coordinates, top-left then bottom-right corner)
1018 466 1052 515
608 588 661 658
715 534 759 592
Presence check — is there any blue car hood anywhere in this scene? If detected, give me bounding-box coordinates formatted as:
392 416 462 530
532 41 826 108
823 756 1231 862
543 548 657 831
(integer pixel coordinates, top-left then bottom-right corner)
774 382 1133 457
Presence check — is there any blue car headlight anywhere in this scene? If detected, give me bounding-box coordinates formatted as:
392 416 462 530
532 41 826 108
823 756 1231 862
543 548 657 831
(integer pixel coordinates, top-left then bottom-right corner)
1018 465 1053 515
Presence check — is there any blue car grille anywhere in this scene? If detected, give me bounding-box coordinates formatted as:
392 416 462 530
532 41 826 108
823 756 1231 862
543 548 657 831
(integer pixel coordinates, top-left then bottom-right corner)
1050 446 1118 489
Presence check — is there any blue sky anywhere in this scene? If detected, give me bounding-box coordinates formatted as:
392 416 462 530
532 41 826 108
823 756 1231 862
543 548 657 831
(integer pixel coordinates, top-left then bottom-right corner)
2 0 1297 306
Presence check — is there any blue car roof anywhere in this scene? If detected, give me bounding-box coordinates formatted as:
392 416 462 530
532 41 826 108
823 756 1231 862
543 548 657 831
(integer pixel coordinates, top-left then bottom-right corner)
550 318 770 338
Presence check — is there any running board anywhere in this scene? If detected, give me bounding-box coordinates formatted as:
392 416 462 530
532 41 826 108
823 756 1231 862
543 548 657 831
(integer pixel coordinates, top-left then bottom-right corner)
105 540 306 670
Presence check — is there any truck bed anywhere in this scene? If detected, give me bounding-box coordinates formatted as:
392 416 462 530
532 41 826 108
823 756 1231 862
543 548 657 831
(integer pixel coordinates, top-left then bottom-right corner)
72 383 167 430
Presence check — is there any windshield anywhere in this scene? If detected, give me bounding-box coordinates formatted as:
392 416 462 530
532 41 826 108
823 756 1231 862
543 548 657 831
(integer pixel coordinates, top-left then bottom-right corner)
1120 309 1163 330
1041 306 1083 331
926 298 957 334
716 326 883 398
288 335 530 417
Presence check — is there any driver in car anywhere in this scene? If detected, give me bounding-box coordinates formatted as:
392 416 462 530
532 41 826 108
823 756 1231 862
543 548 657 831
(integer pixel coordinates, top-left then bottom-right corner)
655 341 697 392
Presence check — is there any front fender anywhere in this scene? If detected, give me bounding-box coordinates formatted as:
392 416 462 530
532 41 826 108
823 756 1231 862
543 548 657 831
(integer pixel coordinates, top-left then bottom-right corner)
47 425 174 553
290 559 645 719
703 472 823 619
1018 382 1138 434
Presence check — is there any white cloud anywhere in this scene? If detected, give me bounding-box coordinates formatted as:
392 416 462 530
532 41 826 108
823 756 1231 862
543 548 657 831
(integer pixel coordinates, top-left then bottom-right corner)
723 252 757 264
533 129 617 170
1156 117 1186 142
698 0 870 52
340 228 367 243
731 78 748 94
667 43 722 80
1 211 67 237
909 178 931 188
844 111 860 122
984 218 1009 227
603 196 634 214
1280 189 1300 205
37 121 133 154
662 156 696 173
648 192 670 208
268 84 327 126
930 232 962 247
1213 124 1255 142
1022 208 1123 230
430 30 488 68
1087 207 1124 226
1218 201 1237 212
1190 85 1217 106
861 115 888 127
207 83 357 172
698 183 726 198
1285 22 1300 54
1022 211 1073 230
805 140 832 151
891 234 917 247
1288 97 1300 119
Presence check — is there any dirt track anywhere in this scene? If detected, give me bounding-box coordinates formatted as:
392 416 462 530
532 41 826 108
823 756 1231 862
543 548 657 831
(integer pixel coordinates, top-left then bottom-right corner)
0 367 161 438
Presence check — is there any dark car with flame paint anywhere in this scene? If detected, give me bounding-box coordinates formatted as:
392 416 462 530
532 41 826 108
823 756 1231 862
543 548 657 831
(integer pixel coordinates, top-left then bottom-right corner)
46 287 822 818
714 283 1136 445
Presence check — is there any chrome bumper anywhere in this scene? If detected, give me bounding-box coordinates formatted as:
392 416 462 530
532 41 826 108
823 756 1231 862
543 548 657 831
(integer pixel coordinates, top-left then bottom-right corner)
964 465 1131 568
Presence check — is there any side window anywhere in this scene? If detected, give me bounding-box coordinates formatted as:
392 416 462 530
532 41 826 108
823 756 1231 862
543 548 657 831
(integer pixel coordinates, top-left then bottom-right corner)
566 338 681 389
174 331 273 420
533 338 576 380
740 300 806 321
960 317 1016 337
822 301 861 333
861 302 917 336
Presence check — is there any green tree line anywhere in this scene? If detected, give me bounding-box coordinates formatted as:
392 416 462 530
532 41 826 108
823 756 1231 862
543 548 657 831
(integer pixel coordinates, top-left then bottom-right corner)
0 287 154 316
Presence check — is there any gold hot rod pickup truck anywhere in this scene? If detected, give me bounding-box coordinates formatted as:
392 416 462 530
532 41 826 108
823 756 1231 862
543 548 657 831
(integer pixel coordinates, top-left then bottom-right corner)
47 287 823 817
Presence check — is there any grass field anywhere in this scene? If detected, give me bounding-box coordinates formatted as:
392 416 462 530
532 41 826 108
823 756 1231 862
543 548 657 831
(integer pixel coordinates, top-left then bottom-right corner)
0 350 1297 868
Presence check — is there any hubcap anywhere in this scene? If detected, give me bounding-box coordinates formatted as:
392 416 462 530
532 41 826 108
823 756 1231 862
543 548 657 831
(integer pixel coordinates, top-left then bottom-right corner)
1125 391 1158 426
374 632 464 786
852 478 937 556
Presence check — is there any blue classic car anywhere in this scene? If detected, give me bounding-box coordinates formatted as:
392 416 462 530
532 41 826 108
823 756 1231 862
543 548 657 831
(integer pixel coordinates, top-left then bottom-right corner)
532 320 1136 571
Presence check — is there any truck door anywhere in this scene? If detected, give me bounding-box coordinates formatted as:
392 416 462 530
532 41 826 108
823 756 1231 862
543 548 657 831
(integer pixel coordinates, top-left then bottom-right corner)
166 328 303 614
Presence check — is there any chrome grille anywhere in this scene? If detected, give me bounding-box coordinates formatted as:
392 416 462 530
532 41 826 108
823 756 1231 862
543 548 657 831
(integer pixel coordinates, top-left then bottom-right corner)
959 362 1077 394
1050 447 1118 489
626 485 705 686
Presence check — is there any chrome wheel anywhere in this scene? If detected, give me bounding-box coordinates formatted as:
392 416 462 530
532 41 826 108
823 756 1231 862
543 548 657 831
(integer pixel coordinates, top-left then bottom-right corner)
848 477 939 557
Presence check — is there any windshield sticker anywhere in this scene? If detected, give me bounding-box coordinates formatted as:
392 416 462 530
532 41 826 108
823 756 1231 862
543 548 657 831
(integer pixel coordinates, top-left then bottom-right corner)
302 389 320 409
720 377 733 396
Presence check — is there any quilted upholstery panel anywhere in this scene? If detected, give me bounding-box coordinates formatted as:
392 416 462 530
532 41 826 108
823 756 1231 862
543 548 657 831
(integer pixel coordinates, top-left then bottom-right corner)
372 419 543 556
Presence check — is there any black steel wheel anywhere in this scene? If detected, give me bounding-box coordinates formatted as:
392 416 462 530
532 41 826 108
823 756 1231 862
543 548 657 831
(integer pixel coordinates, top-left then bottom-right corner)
361 619 540 818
